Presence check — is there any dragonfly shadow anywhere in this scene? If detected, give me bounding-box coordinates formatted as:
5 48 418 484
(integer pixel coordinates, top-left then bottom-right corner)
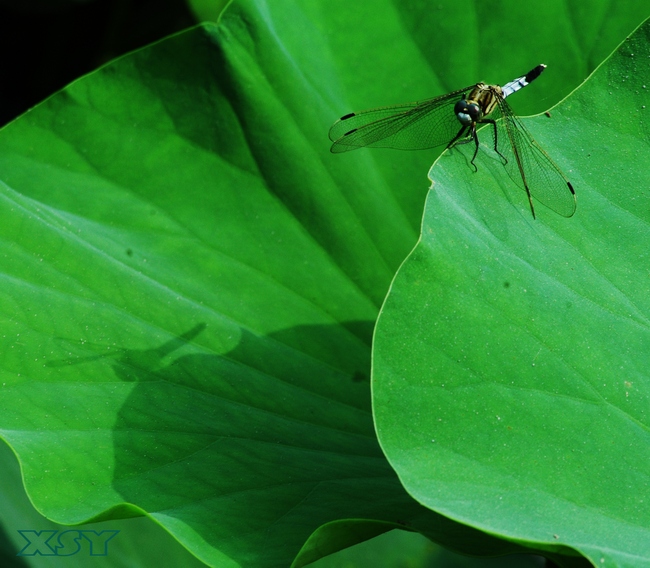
97 320 405 562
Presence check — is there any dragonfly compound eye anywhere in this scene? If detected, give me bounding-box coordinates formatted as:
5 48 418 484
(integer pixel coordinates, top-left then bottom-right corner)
454 100 480 125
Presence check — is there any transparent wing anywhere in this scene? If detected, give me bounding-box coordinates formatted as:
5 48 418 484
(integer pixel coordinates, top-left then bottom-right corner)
329 87 472 153
491 98 576 217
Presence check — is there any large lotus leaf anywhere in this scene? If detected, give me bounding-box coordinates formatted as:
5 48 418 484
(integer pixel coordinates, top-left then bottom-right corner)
374 17 650 568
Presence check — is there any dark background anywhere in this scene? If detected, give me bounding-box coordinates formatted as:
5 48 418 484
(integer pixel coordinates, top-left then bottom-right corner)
0 0 194 127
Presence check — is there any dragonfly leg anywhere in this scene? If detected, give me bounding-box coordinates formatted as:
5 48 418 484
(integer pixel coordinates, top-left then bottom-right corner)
446 125 469 150
480 118 507 165
447 125 481 171
525 186 536 219
468 125 480 172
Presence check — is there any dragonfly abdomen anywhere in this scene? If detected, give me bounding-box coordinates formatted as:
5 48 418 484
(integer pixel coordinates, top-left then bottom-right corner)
501 63 546 99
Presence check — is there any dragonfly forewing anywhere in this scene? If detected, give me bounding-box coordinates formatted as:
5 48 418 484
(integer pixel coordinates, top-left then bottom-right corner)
329 88 471 153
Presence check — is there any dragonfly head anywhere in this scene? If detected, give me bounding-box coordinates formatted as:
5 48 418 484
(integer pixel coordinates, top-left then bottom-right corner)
454 99 481 126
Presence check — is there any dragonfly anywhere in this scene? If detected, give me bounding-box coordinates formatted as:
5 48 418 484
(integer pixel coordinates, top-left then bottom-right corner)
329 64 576 219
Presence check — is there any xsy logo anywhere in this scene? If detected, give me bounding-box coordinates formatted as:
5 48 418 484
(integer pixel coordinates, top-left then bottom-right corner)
17 530 119 556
